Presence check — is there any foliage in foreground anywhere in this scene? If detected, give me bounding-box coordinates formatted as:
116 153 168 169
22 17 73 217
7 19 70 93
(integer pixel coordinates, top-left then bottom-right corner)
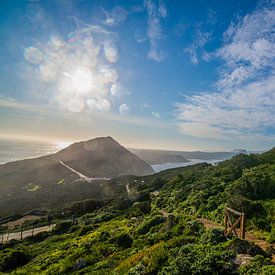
0 148 274 274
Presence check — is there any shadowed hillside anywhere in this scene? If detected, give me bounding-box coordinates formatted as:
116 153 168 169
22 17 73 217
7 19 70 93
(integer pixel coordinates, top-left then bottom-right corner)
0 137 153 217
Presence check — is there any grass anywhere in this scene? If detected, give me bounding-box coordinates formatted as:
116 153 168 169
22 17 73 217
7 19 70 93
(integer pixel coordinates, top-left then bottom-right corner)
26 183 41 192
57 179 65 185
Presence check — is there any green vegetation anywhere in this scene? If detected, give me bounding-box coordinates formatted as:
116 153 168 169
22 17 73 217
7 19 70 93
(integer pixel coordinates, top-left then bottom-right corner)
0 148 274 273
57 179 65 185
26 183 41 192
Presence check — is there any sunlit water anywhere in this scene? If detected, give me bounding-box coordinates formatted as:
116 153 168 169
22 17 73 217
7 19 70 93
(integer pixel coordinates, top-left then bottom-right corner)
151 159 223 173
0 139 61 164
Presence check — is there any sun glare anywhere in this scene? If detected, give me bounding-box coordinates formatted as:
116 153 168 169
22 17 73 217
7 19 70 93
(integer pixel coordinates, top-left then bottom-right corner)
71 67 94 93
55 141 72 150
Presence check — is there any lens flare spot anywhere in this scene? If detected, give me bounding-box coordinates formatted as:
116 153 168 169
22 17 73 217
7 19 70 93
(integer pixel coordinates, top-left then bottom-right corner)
71 67 94 93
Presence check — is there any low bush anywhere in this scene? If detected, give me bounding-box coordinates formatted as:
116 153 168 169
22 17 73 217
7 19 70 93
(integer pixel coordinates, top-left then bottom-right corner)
0 248 29 272
201 228 227 245
136 215 165 235
109 232 133 248
53 221 72 234
227 239 267 257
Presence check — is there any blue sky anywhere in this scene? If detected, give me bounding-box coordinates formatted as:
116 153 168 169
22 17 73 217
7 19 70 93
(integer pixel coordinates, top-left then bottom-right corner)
0 0 274 151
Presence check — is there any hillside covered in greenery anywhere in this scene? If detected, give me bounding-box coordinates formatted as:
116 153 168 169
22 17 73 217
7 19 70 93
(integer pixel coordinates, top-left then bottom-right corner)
0 148 274 274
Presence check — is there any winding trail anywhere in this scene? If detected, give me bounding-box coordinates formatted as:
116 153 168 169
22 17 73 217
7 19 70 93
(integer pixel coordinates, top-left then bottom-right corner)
198 218 275 263
59 161 110 182
159 211 274 262
126 183 131 194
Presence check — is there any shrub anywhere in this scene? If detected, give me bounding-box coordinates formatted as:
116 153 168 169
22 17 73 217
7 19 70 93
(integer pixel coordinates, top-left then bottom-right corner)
151 177 167 190
201 228 227 245
127 201 151 217
77 225 95 236
63 199 105 216
68 225 81 233
0 249 29 272
137 215 165 235
92 213 116 224
109 232 133 248
53 221 72 234
25 231 50 243
239 255 274 275
227 239 267 257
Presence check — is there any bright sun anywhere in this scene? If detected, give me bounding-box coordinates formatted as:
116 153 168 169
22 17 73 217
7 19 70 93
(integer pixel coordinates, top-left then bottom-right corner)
55 141 72 150
71 67 94 94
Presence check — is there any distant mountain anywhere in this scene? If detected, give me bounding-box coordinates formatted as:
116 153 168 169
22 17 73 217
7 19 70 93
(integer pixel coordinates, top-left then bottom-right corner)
179 150 236 160
131 149 237 163
232 149 248 154
53 137 154 177
129 149 189 164
0 137 153 217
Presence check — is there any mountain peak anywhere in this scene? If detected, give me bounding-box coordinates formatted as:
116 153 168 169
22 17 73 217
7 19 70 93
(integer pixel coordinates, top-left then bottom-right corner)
54 136 154 177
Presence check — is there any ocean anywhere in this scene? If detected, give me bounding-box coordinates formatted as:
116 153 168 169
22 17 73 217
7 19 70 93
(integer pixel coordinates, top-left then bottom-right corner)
0 138 222 172
151 159 221 173
0 139 60 164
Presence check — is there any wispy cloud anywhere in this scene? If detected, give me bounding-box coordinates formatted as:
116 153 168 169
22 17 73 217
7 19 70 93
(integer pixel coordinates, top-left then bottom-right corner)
176 2 275 143
101 6 128 27
152 111 160 118
140 102 152 110
145 0 167 62
185 28 212 64
216 3 275 88
100 5 143 27
176 75 275 140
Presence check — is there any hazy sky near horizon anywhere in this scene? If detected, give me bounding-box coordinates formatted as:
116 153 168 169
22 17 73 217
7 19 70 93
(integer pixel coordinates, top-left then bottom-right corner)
0 0 274 151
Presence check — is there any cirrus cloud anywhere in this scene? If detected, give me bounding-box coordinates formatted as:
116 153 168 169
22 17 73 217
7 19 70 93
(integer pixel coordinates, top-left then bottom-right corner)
145 0 167 62
176 2 275 143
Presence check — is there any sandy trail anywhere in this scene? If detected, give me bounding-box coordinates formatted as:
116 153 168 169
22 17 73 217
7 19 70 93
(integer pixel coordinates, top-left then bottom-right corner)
126 183 131 194
198 218 275 263
59 161 110 182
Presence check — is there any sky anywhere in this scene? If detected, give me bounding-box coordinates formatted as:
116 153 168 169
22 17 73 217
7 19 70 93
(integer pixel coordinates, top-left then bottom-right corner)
0 0 274 151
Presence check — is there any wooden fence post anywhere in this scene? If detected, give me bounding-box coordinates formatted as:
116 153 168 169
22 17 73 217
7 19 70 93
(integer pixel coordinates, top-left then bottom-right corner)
20 225 23 240
224 208 228 235
224 207 246 239
240 213 245 239
6 230 9 243
32 225 35 237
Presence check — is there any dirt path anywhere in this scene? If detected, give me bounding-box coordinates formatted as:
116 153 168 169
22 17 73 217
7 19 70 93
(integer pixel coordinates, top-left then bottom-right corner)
126 183 131 194
198 218 275 262
59 161 110 182
59 161 93 182
1 215 43 229
1 224 55 243
159 210 170 218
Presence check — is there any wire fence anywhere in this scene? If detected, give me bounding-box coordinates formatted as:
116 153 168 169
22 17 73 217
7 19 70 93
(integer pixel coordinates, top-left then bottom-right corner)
0 224 54 244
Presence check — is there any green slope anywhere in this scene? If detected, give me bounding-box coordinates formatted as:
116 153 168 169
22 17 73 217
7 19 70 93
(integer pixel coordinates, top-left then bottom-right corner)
0 148 274 274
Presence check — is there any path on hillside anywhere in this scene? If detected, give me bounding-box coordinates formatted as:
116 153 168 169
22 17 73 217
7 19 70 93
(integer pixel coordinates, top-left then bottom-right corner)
59 161 110 182
1 225 55 243
126 183 131 194
158 211 274 262
197 218 275 263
